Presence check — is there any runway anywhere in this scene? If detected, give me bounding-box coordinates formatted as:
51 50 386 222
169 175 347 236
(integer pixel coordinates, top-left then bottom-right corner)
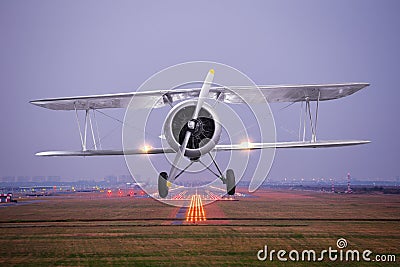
167 190 234 225
0 189 399 266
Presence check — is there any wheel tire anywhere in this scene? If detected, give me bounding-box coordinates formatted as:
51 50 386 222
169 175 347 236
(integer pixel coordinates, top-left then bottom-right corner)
226 169 236 195
158 172 169 198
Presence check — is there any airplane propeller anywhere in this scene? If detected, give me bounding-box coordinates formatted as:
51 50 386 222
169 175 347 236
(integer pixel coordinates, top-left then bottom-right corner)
168 69 215 183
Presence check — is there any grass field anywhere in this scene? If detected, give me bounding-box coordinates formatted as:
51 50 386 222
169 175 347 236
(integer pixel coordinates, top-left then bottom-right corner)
0 190 399 266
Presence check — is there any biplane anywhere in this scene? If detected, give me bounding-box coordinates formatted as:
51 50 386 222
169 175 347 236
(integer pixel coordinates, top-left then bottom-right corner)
31 69 370 197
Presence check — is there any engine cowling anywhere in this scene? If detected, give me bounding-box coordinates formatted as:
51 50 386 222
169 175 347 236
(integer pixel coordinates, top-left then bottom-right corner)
163 100 221 159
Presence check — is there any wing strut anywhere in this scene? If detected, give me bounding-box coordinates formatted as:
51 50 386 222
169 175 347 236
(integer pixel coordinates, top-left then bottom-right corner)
93 110 102 149
306 98 315 142
299 90 321 143
314 90 321 142
73 104 101 152
88 109 97 150
84 109 88 151
74 103 85 151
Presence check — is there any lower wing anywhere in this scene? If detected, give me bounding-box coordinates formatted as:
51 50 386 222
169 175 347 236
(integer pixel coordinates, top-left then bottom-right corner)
35 140 370 156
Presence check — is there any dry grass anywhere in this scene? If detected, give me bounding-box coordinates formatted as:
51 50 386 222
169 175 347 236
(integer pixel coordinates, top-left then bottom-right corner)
0 190 399 266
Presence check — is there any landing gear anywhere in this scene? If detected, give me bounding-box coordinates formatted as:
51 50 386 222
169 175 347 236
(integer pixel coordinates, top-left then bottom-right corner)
158 156 236 198
226 169 236 195
158 172 169 198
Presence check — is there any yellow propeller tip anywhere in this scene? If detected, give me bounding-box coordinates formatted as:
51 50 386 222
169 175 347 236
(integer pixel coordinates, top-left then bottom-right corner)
166 181 172 188
209 69 215 74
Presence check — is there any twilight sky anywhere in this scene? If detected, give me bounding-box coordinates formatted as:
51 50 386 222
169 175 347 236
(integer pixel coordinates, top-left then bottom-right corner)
0 0 399 182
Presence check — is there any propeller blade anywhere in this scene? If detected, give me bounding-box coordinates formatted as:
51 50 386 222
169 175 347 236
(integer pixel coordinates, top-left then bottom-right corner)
169 131 191 182
192 69 214 120
168 69 215 183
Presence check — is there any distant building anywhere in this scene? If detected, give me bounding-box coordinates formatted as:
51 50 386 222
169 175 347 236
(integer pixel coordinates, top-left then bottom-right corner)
32 176 46 183
118 175 132 183
0 193 16 203
105 176 118 184
47 176 61 182
1 176 15 183
16 176 31 183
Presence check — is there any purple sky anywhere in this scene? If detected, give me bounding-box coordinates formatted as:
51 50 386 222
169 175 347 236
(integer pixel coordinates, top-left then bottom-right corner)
0 0 399 182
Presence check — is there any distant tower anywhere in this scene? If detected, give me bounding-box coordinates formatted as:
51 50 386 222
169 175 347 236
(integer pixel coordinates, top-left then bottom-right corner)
331 179 335 193
345 173 353 193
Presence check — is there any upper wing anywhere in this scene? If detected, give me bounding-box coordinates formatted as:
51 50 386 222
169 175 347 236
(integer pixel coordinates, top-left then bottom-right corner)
249 83 369 102
30 91 153 110
30 83 369 110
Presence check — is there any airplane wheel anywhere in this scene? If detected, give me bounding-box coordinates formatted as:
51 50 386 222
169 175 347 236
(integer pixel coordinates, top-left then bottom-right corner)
158 172 169 198
226 169 236 195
